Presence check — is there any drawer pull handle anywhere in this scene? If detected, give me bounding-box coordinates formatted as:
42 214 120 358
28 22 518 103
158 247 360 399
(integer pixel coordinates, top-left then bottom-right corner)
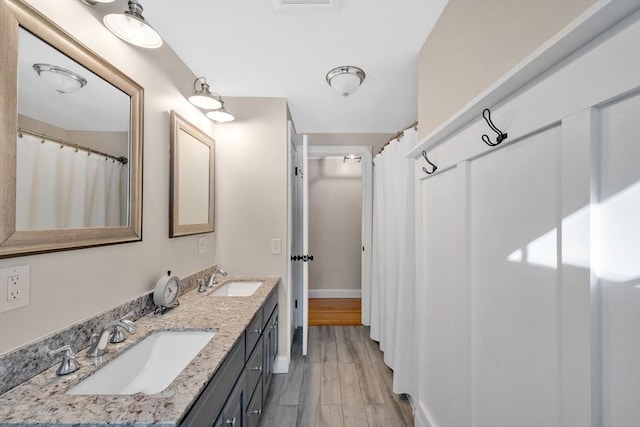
224 417 236 426
249 328 262 334
250 365 263 373
250 409 262 416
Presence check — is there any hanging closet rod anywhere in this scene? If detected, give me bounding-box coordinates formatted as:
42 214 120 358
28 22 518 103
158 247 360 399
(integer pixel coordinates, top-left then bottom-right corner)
378 121 418 154
17 127 128 164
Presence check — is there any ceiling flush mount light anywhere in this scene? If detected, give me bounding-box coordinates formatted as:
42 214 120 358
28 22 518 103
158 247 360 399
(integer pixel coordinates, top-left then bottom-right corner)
33 64 87 94
103 0 163 49
206 100 235 123
189 77 223 110
326 66 365 97
343 155 362 163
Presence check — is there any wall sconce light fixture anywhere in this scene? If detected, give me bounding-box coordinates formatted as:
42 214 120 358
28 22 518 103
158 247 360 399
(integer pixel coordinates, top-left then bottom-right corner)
206 100 235 123
103 0 163 49
188 77 223 110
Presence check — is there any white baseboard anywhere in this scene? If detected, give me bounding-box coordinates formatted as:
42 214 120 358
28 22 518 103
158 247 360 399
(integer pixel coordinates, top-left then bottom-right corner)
415 403 435 427
308 289 362 298
273 355 290 374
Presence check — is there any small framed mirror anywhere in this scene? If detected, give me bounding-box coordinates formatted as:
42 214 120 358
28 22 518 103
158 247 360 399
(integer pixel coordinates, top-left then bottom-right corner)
0 0 143 257
169 111 215 237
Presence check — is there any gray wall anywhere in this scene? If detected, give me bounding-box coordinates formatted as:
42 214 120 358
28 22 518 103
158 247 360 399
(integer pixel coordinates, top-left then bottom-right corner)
308 157 362 294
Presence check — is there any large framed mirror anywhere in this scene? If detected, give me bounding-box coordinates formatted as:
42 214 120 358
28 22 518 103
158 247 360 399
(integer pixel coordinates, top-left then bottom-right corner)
169 111 214 237
0 0 143 257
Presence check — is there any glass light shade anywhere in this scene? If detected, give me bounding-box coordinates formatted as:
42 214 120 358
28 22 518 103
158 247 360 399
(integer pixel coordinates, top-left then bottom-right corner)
33 64 87 94
326 66 365 97
206 106 235 123
189 92 222 110
103 11 162 49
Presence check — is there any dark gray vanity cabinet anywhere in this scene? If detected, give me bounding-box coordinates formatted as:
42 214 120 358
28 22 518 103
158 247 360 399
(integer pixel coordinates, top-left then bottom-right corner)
180 287 278 427
181 338 245 427
214 373 245 427
262 306 278 403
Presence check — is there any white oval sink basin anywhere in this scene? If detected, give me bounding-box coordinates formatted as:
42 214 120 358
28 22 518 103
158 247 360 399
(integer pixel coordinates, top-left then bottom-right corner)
68 329 216 395
211 281 263 297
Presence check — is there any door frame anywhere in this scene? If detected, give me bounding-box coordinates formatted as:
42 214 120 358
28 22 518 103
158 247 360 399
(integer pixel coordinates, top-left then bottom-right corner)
305 144 374 325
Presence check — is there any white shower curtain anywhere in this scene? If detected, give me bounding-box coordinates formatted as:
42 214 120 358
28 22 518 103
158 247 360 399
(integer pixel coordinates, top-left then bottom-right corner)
16 133 123 230
370 128 417 397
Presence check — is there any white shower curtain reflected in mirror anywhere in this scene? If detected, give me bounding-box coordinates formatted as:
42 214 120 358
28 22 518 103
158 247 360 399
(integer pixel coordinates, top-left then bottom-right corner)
16 133 124 230
370 128 417 397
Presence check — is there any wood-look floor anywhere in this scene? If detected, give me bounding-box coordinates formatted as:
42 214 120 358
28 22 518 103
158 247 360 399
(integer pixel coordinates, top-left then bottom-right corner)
309 299 362 326
259 326 414 427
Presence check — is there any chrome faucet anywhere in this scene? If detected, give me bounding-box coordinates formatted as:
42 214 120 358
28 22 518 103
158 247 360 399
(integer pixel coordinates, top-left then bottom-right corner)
210 268 227 286
47 344 80 376
87 314 137 358
198 268 227 293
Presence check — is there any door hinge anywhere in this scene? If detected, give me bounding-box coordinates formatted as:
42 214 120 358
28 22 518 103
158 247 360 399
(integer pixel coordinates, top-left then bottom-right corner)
295 299 298 309
295 166 298 176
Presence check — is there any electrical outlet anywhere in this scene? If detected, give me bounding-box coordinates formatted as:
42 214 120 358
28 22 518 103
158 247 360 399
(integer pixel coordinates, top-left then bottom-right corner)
7 275 21 301
0 265 30 313
198 236 207 254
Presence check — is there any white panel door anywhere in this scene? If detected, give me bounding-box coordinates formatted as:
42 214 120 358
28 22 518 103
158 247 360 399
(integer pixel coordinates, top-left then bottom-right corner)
302 135 309 356
470 126 561 427
598 92 640 427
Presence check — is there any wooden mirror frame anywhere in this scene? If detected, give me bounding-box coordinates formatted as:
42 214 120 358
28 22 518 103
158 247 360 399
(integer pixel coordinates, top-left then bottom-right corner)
0 0 143 258
169 111 215 237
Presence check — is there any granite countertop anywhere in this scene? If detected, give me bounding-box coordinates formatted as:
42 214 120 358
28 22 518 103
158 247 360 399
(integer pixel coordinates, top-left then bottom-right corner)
0 276 279 427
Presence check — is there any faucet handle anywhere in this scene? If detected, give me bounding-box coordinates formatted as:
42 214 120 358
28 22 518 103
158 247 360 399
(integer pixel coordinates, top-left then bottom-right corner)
110 325 128 343
47 344 80 376
110 314 137 343
198 277 208 293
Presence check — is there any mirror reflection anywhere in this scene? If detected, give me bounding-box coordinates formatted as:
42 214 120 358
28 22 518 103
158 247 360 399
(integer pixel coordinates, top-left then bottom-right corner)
16 27 130 230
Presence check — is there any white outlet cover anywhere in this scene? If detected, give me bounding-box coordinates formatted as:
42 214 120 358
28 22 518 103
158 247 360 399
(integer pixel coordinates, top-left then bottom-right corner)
0 265 30 313
198 236 207 254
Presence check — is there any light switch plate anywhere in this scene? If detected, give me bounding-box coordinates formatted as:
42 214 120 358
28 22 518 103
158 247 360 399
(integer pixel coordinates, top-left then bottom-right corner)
271 238 282 255
0 265 30 313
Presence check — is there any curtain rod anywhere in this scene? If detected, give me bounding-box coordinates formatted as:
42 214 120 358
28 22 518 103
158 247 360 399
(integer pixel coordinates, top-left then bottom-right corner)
17 127 128 164
378 121 418 154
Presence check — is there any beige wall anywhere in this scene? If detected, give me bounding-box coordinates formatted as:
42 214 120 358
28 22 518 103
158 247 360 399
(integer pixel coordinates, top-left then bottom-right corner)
307 133 393 154
308 158 362 292
213 97 290 355
0 0 216 354
418 0 597 140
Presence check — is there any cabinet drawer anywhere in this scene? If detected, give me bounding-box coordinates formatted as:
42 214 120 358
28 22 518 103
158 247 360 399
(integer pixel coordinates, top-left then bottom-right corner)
246 336 263 400
245 311 263 360
215 373 245 427
181 338 245 427
246 380 263 427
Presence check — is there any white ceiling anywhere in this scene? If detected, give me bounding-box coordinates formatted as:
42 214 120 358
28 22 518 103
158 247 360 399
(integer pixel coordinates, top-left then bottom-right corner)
144 0 447 134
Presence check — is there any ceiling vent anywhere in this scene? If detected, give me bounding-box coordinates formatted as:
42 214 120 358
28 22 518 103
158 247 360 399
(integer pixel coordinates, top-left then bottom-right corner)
273 0 342 13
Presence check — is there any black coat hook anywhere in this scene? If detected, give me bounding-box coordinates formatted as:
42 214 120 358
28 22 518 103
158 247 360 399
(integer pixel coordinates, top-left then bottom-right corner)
422 150 437 175
481 108 507 146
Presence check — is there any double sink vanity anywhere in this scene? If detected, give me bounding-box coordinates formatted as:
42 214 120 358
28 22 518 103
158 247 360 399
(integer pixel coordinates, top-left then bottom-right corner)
0 276 279 427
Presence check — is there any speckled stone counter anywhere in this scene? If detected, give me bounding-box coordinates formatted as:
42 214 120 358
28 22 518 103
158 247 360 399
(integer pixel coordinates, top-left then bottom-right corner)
0 276 279 427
